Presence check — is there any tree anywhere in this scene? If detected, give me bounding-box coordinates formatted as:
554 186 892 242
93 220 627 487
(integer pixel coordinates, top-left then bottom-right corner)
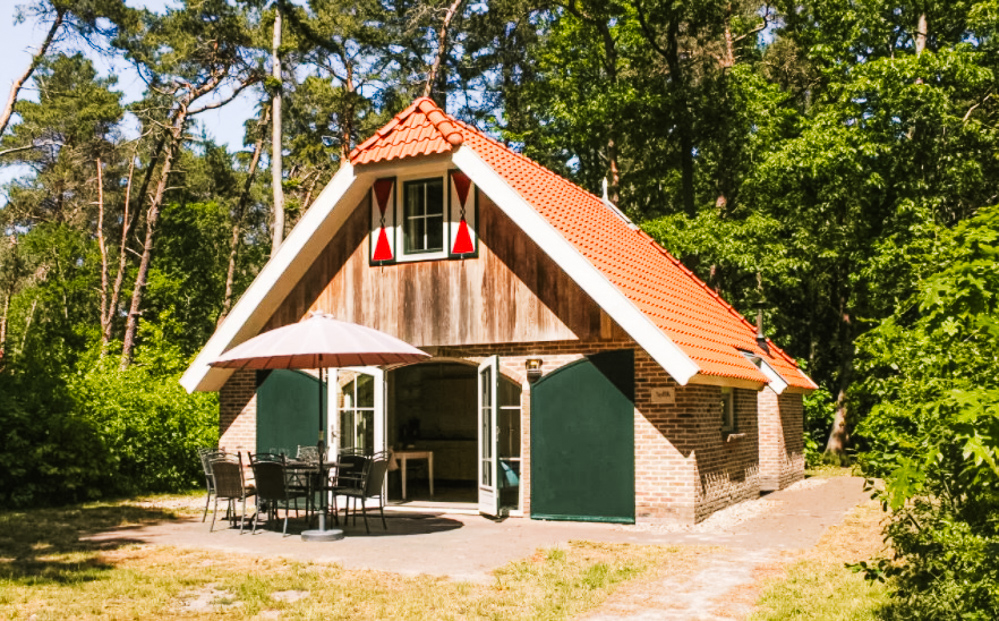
853 204 999 619
1 0 131 138
117 0 259 368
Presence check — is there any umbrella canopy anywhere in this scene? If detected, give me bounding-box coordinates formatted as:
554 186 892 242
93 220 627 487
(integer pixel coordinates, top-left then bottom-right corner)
209 311 428 542
210 312 429 370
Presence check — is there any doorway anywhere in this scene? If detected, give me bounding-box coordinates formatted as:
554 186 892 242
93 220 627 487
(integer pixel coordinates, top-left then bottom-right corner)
387 360 521 512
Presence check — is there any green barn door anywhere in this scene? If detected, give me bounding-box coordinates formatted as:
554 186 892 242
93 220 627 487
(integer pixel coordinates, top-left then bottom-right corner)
530 349 635 523
256 369 327 457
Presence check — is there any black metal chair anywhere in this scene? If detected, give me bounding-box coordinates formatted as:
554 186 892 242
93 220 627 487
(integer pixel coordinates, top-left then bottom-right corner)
209 453 255 533
197 448 228 522
328 450 367 523
249 457 302 536
332 450 390 533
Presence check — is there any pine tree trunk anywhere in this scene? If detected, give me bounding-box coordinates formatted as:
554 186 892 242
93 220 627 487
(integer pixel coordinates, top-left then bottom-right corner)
664 14 696 218
120 109 186 369
0 9 64 137
96 158 110 353
825 303 854 454
102 152 137 354
219 109 268 323
270 5 286 257
423 0 465 105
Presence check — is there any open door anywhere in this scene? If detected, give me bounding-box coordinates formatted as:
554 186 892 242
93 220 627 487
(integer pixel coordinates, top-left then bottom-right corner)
478 356 501 517
333 367 386 456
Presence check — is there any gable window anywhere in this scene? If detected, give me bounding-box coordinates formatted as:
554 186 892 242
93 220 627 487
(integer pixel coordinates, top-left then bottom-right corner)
403 178 444 254
720 387 735 433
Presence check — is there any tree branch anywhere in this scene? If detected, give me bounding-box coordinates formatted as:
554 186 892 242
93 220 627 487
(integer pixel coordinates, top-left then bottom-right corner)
0 8 65 137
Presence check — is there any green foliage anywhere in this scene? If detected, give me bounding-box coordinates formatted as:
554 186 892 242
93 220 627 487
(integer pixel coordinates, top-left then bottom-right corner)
803 387 837 467
69 351 218 497
0 344 217 508
853 205 999 620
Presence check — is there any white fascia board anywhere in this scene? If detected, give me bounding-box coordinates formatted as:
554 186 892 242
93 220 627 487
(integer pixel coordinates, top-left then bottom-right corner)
739 350 790 395
180 162 364 393
758 358 789 395
452 146 701 385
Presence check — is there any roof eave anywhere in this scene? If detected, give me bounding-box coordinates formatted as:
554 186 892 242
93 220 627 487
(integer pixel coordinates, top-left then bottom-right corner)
452 145 701 386
180 162 364 393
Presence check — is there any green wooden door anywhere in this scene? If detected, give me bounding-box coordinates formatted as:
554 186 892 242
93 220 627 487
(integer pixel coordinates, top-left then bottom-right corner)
530 349 635 523
256 370 326 457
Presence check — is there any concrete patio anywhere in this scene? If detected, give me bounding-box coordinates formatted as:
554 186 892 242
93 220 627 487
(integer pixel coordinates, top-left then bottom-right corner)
83 476 869 584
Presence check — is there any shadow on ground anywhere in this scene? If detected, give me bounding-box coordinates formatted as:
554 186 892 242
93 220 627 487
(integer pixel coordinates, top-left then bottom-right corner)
0 503 180 585
215 509 465 538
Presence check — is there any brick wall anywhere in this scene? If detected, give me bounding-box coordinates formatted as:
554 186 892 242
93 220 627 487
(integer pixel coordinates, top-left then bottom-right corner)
216 338 791 524
218 368 257 453
758 389 805 491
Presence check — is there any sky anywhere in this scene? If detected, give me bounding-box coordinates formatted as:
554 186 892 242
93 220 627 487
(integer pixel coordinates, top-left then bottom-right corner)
0 0 259 197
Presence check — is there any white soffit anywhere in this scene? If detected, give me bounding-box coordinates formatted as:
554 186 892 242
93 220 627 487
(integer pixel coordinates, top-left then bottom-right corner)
180 163 365 393
452 146 701 386
739 350 789 395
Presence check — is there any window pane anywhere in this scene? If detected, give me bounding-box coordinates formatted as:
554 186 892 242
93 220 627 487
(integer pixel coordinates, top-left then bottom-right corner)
426 179 443 216
357 374 374 408
403 179 443 253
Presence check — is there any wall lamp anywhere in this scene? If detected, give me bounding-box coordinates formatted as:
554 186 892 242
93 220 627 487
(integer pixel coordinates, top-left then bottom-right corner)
526 357 544 383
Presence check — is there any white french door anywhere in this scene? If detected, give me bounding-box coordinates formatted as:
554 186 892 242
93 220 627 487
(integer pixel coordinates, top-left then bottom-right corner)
477 356 501 517
333 367 386 456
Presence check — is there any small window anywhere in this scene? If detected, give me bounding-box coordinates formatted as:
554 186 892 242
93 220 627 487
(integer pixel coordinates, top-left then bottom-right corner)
403 178 444 254
720 387 735 433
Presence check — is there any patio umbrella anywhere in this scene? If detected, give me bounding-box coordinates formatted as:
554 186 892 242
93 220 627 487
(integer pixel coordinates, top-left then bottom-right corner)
210 311 429 541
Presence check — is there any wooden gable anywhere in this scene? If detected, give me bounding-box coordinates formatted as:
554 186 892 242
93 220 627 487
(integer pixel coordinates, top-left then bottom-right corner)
264 188 624 347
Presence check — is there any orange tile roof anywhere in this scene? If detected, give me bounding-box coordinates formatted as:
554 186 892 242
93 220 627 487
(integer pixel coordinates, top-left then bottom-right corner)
350 98 816 390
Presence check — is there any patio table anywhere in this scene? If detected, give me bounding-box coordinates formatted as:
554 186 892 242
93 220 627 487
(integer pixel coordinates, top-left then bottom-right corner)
394 450 434 500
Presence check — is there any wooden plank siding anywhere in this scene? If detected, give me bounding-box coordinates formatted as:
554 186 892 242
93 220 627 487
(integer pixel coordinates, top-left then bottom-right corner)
264 189 624 347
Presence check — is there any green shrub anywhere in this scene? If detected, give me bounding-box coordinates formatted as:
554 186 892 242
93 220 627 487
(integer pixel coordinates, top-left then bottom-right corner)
852 205 999 619
0 344 217 507
68 355 218 496
0 368 105 507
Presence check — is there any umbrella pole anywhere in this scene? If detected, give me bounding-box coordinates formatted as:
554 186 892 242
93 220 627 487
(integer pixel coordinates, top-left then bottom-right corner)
303 366 343 542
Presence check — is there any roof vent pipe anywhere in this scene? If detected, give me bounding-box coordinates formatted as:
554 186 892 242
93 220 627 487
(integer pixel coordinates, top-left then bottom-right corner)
754 300 770 354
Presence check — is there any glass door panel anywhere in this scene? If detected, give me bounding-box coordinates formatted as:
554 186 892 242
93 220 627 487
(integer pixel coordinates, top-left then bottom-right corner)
477 356 500 516
335 367 385 457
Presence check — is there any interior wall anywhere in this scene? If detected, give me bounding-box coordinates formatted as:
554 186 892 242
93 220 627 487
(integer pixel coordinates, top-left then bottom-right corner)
389 362 478 483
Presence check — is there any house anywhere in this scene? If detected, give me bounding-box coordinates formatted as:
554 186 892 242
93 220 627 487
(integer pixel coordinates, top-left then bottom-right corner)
181 97 816 524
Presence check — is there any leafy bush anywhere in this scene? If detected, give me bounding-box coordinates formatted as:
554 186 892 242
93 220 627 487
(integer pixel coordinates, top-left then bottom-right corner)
0 343 217 507
0 368 105 508
852 205 999 619
802 386 837 468
68 352 218 496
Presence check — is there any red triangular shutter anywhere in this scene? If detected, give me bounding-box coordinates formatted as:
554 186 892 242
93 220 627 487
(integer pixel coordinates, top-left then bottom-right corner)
372 228 393 261
452 218 474 255
452 171 471 206
373 179 393 214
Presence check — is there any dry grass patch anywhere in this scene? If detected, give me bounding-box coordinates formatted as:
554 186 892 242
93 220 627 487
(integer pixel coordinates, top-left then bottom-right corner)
748 500 890 621
0 498 713 620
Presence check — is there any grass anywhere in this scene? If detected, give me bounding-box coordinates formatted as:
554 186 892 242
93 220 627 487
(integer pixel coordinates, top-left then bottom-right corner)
0 495 714 620
748 500 891 621
805 464 858 479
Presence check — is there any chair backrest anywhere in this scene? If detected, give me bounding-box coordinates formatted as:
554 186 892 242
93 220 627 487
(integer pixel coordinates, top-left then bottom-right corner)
251 452 285 464
335 453 368 488
296 445 320 464
211 456 246 499
250 460 288 501
363 451 391 497
198 448 227 475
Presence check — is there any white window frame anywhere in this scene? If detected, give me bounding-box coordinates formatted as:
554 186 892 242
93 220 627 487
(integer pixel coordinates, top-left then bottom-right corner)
396 172 448 262
720 387 736 433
